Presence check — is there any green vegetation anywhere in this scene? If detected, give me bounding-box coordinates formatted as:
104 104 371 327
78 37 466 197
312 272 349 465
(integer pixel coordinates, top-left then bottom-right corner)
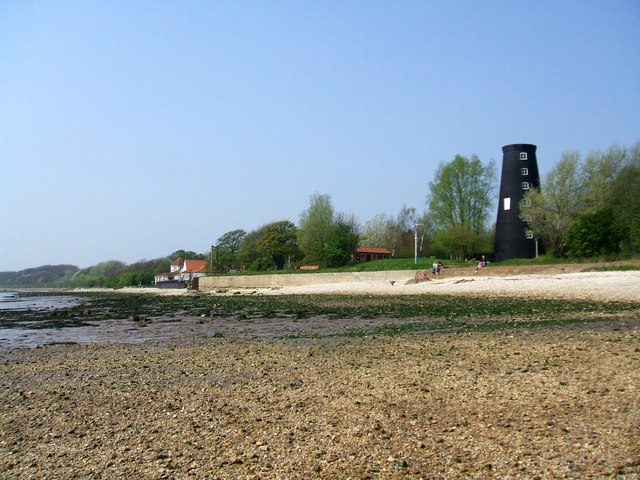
2 140 637 281
521 142 640 257
4 291 637 341
428 154 496 260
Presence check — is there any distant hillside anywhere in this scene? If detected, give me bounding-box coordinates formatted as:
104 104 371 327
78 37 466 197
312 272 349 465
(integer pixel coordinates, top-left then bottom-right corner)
0 258 173 288
0 264 80 287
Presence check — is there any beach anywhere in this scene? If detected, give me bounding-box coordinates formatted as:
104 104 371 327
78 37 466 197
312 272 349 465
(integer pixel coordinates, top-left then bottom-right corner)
1 267 639 478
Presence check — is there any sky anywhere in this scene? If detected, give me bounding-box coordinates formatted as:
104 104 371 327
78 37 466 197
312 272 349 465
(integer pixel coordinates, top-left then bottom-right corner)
1 1 639 271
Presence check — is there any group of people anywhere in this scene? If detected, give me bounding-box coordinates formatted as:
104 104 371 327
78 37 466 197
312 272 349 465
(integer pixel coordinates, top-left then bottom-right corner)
417 255 487 281
432 261 444 274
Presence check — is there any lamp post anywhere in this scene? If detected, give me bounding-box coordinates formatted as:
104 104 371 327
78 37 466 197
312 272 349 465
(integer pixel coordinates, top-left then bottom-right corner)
413 224 422 265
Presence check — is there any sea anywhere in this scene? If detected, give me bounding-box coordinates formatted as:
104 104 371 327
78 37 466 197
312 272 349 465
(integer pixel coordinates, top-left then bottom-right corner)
0 291 81 311
0 291 83 350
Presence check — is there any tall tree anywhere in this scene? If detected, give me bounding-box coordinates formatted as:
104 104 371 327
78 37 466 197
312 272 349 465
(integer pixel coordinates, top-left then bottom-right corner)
520 151 586 256
601 141 640 254
322 222 360 268
257 221 300 270
388 204 417 257
361 213 393 248
298 193 335 263
215 229 246 271
582 144 627 210
428 154 496 259
238 228 266 271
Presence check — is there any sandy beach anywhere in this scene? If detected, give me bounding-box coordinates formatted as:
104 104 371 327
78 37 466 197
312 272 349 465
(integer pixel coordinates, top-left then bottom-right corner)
1 266 639 479
265 270 640 302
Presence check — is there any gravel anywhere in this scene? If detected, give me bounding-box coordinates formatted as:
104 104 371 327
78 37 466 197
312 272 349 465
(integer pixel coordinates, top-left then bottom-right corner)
1 269 639 479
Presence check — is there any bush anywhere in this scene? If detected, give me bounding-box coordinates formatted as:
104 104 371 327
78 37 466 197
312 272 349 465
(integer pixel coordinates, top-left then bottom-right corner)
565 207 620 257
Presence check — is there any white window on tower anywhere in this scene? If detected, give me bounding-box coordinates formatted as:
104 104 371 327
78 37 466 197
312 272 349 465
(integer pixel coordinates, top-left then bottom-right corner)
523 214 532 223
504 197 511 211
521 167 529 175
522 197 531 207
520 152 528 160
522 182 530 190
525 230 534 239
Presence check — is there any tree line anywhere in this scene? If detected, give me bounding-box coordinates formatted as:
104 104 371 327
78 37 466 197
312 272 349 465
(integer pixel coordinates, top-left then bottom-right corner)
210 140 638 271
521 142 639 258
3 140 637 286
209 153 497 271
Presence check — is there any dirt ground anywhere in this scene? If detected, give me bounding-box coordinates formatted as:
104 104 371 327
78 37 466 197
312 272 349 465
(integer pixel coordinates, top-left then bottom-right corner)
1 264 639 479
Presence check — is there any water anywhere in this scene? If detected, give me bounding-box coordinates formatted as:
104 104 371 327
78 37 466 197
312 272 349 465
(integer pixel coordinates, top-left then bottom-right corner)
0 291 81 311
0 292 85 349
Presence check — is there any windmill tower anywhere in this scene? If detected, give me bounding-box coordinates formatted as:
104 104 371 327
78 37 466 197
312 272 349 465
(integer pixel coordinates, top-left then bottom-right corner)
493 144 541 262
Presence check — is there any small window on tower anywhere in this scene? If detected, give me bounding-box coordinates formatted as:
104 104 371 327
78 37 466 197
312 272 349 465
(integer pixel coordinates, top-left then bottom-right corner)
522 182 530 190
504 197 511 211
525 230 534 239
520 152 528 160
521 167 529 175
522 198 531 207
523 214 532 222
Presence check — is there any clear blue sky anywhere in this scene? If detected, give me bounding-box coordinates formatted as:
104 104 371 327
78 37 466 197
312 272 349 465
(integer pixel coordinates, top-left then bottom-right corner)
2 1 639 271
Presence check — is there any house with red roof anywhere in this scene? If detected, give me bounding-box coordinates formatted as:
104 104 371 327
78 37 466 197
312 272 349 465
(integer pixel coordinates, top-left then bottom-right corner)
353 247 392 263
154 257 207 287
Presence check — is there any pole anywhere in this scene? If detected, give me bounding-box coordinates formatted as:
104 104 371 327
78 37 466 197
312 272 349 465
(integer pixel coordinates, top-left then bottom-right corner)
413 224 421 265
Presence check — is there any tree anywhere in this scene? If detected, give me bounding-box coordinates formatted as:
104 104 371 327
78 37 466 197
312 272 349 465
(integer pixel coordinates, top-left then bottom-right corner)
582 144 627 211
608 141 640 254
565 207 620 257
434 224 479 261
322 222 360 267
427 154 496 259
238 228 266 271
361 213 393 248
257 221 300 270
215 229 246 271
298 193 335 263
387 205 417 257
169 250 205 261
520 151 586 256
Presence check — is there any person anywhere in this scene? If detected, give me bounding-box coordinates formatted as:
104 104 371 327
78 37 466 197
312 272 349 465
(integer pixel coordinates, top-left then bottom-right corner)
432 261 438 275
438 261 444 274
475 255 486 274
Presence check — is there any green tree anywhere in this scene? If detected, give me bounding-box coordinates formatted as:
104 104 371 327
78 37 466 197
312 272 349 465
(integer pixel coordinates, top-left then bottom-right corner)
298 193 335 264
520 151 587 256
237 228 264 271
582 144 627 210
169 250 205 261
565 207 620 257
215 229 246 271
608 141 640 254
428 154 496 259
257 221 300 270
322 222 360 267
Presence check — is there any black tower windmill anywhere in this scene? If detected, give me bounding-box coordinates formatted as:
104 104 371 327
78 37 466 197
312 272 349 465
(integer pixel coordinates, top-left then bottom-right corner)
493 144 541 262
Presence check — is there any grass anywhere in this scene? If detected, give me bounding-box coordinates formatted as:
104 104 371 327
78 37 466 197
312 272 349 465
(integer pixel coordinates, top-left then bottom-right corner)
210 255 640 276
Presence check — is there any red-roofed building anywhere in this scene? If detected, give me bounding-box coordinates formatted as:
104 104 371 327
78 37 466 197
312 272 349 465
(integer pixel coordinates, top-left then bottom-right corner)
155 257 207 287
353 247 392 263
